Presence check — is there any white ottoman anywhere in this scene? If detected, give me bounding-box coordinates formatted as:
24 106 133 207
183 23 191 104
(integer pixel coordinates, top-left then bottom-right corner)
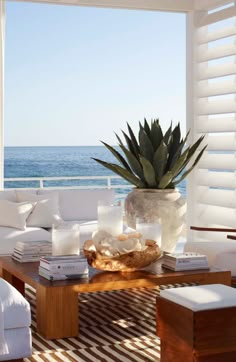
0 278 32 361
157 284 236 362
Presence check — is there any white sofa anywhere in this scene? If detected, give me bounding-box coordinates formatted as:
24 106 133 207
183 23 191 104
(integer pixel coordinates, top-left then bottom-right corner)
0 188 115 255
184 228 236 277
0 278 32 361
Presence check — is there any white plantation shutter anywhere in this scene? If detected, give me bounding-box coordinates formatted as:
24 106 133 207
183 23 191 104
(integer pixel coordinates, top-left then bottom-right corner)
187 0 236 242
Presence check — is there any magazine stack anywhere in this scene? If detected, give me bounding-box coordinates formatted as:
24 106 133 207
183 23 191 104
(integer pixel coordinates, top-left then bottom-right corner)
162 252 209 271
39 254 89 280
12 241 52 262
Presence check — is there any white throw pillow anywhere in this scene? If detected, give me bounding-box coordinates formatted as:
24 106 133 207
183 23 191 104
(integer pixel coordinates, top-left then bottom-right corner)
16 191 62 228
0 200 36 230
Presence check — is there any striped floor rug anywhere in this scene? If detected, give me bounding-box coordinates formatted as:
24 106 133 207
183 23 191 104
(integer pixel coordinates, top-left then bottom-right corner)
24 285 162 362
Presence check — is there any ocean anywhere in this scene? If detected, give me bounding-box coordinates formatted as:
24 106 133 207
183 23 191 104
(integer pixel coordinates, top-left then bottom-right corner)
4 146 186 197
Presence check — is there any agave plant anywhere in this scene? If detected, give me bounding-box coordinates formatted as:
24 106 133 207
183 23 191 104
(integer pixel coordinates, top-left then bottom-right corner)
92 119 207 189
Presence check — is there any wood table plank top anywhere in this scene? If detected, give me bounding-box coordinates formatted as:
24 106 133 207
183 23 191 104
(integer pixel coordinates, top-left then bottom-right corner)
0 256 232 292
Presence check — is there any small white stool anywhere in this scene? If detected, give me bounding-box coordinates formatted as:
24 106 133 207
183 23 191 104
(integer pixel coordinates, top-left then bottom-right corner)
156 284 236 362
0 278 32 361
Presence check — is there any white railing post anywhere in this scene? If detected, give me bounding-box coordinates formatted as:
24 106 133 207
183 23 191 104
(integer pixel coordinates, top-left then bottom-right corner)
107 176 111 189
39 179 44 188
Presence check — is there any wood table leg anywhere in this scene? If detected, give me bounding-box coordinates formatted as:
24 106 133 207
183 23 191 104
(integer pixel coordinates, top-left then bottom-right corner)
36 284 79 339
2 268 25 296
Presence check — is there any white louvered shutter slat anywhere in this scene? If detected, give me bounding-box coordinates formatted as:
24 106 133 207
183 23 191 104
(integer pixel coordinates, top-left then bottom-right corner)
197 116 236 133
197 99 236 115
198 43 236 62
198 26 236 44
198 63 236 80
197 80 236 97
199 153 236 171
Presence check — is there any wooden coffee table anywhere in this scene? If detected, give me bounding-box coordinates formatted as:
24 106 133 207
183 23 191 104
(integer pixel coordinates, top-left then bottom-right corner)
0 256 231 340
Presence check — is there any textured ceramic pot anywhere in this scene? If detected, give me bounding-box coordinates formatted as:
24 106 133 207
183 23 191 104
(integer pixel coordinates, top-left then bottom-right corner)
125 189 186 252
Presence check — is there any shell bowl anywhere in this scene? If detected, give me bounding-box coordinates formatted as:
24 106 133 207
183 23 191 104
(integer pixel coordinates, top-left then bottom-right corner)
83 239 162 272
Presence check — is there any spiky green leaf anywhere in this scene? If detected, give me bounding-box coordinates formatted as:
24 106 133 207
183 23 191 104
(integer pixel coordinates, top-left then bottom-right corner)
139 129 154 163
168 130 189 169
153 141 168 180
119 144 144 181
163 123 172 145
173 145 207 186
171 135 205 178
92 158 144 187
144 118 151 136
115 132 124 146
139 157 156 188
122 131 136 155
101 141 132 172
127 122 140 157
158 170 175 189
150 121 163 150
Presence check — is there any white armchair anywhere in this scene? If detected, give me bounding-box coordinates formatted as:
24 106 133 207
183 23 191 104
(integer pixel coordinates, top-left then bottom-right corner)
0 278 32 361
184 226 236 281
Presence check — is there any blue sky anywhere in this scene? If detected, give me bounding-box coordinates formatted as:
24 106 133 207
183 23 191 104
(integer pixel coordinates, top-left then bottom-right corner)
5 3 186 146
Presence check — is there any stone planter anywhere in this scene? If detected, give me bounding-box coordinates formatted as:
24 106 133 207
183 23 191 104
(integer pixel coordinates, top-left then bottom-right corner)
125 189 186 252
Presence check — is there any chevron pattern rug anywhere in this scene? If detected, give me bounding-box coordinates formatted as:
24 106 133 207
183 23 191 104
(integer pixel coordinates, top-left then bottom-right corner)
24 285 162 362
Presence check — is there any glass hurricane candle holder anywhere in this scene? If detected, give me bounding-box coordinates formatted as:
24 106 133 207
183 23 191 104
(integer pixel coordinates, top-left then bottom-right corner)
97 201 123 236
52 221 80 256
136 218 162 248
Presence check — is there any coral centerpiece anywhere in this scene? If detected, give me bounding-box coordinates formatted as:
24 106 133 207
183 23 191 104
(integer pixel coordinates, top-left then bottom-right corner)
83 230 161 272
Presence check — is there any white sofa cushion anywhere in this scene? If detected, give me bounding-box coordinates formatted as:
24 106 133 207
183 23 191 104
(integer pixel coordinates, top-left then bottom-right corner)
39 189 115 221
0 190 16 202
0 278 31 329
184 240 236 276
0 227 51 255
16 191 62 228
0 327 32 361
0 200 36 230
160 284 236 311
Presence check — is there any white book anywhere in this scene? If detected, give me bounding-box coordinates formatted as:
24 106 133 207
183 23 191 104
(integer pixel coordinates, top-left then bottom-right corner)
40 257 87 271
12 255 41 263
163 258 208 267
163 253 208 266
164 252 207 261
39 268 88 281
16 240 52 250
39 263 88 275
13 247 51 256
40 255 83 263
162 263 209 271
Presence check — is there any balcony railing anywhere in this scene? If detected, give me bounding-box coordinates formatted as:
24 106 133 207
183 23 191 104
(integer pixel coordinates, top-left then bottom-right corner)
4 175 133 200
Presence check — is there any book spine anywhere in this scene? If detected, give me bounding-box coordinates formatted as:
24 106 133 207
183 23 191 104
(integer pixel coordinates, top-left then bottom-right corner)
40 261 87 271
39 264 88 275
176 259 207 265
40 255 85 263
162 264 209 271
165 255 207 262
164 258 207 266
39 271 88 280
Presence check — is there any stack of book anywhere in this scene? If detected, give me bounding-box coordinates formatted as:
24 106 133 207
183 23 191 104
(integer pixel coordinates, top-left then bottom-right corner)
12 241 52 263
162 252 209 271
39 254 89 280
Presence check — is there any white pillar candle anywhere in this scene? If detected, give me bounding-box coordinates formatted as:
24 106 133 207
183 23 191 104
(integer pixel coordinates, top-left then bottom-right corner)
52 222 80 256
97 204 123 236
